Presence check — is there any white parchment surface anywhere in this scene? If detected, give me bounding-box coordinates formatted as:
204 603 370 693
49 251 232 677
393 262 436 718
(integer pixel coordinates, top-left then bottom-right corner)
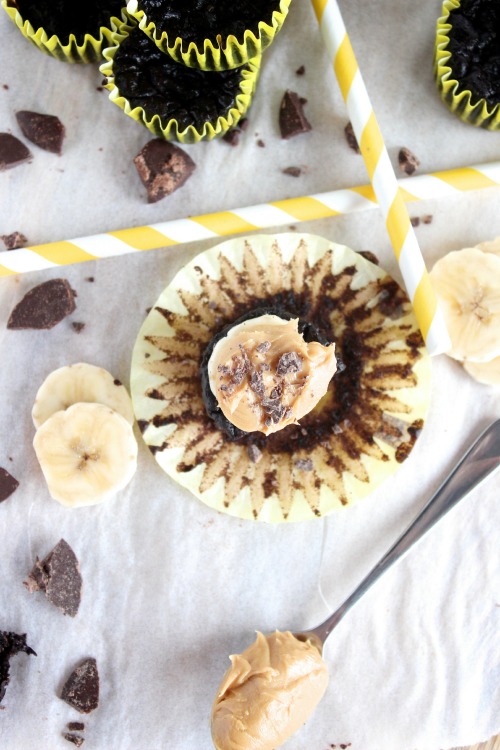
0 1 499 749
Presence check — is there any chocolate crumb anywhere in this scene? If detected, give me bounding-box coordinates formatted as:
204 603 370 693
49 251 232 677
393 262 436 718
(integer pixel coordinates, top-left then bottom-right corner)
71 322 85 334
16 111 65 155
247 444 262 464
7 278 76 330
24 539 82 617
295 65 305 75
279 90 312 140
67 722 85 731
344 122 360 153
276 351 302 375
2 84 8 90
222 128 241 146
113 379 122 386
295 458 313 471
256 139 266 147
398 147 420 176
134 139 196 203
1 231 28 250
85 277 94 282
96 86 103 92
256 341 271 353
410 216 420 227
0 631 36 703
0 468 19 503
422 214 433 224
0 132 32 171
60 658 99 714
282 166 302 177
63 733 84 747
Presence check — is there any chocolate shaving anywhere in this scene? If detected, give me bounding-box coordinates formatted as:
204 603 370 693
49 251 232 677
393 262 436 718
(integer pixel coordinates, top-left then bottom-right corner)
7 278 76 330
0 631 36 703
0 468 19 503
295 458 313 471
0 133 32 171
279 90 312 140
398 147 420 176
256 341 271 353
16 111 65 155
249 369 265 396
24 539 82 617
60 658 99 714
276 351 302 375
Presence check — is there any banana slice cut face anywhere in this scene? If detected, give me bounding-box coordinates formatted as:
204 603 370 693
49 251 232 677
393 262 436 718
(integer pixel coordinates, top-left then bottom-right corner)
32 363 134 429
33 402 138 508
429 247 500 363
463 356 500 386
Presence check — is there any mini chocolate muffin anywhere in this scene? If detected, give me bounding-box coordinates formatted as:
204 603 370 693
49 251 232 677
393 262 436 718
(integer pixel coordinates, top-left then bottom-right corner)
2 0 130 62
131 233 431 523
126 0 292 70
101 25 260 142
435 0 500 129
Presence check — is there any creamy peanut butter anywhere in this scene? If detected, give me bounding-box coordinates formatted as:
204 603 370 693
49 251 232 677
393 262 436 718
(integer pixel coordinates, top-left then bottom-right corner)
211 630 329 750
207 315 337 435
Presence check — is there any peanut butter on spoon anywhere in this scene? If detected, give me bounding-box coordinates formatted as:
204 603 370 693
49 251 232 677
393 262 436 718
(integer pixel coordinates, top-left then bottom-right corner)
207 315 337 435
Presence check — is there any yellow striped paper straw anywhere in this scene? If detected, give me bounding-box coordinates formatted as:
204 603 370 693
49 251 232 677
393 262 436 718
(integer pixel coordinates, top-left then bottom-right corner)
1 160 499 278
311 0 451 356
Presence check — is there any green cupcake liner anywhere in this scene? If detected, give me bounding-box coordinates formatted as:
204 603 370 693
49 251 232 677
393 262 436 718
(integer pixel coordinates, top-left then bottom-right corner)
1 0 132 63
100 23 261 144
125 0 291 71
434 0 500 130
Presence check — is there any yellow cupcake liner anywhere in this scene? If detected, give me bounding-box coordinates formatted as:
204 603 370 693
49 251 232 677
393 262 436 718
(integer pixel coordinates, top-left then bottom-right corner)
1 0 132 63
131 233 431 523
435 0 500 130
125 0 291 71
100 25 261 144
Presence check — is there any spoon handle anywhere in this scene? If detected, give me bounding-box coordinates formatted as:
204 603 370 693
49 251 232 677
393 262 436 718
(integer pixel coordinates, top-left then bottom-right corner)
313 418 500 644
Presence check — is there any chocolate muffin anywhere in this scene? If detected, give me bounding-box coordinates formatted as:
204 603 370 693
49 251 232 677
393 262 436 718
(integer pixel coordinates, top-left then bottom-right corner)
101 25 260 142
2 0 130 62
131 233 431 523
435 0 500 129
125 0 292 70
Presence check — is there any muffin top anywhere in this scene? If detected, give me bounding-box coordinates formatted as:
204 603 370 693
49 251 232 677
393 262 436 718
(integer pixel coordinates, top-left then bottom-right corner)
12 0 125 43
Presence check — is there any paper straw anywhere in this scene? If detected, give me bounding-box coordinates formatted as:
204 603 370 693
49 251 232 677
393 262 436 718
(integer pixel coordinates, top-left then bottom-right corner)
311 0 451 355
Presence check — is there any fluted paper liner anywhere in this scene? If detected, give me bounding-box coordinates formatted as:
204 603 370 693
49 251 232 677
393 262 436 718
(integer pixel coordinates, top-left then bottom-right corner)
131 233 431 523
125 0 291 71
435 0 500 130
1 0 131 63
101 24 261 143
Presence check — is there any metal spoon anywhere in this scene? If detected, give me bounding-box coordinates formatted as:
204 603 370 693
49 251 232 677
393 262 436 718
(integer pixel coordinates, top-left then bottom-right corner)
297 418 500 652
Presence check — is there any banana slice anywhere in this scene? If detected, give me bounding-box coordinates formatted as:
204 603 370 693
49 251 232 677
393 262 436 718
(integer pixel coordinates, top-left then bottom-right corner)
477 237 500 257
33 402 138 508
32 363 134 429
463 356 500 386
429 247 500 362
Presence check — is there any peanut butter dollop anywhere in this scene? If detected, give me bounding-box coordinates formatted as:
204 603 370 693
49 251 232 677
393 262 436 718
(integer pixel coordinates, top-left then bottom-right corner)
207 315 337 435
211 630 329 750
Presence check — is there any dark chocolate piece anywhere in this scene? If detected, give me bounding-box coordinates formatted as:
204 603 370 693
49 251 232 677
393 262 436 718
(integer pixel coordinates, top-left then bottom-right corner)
279 90 312 140
67 722 85 731
134 139 196 203
344 121 360 153
0 631 36 703
71 322 86 333
1 232 28 250
282 166 302 177
12 0 125 45
398 147 420 176
0 132 32 171
0 468 19 503
60 658 99 714
24 539 82 617
16 111 65 155
7 278 76 330
63 733 85 747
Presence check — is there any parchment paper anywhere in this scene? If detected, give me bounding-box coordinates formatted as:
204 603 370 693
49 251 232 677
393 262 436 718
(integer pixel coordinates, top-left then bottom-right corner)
0 1 499 749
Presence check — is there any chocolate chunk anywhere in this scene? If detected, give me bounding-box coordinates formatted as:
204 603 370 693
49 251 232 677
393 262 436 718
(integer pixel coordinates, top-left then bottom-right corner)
410 216 420 227
7 278 76 330
398 147 420 176
344 122 360 153
60 658 99 714
295 458 313 471
282 166 302 177
0 468 19 503
16 111 65 155
0 631 36 703
276 351 302 375
0 132 32 171
134 139 196 203
24 539 82 617
247 444 262 464
295 65 305 75
63 733 85 747
71 322 86 333
1 232 28 250
279 90 312 140
67 722 85 731
256 139 266 147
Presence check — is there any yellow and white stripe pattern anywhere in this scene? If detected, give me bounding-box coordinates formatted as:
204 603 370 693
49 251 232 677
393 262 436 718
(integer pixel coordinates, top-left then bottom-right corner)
1 162 499 283
311 0 452 355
